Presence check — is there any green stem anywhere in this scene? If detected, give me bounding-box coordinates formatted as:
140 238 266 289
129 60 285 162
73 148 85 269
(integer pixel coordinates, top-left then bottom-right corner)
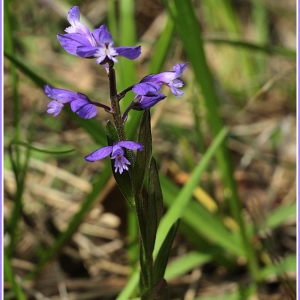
108 62 135 168
108 62 127 141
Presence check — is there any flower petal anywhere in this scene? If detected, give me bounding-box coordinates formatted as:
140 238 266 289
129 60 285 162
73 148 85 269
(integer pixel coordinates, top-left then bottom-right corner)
47 101 64 116
132 82 161 95
132 94 166 110
151 71 176 84
85 146 113 162
70 97 88 111
67 6 80 24
115 46 141 60
151 62 188 84
44 84 78 103
76 46 100 58
169 79 184 98
57 33 92 56
64 7 95 46
117 141 144 151
70 95 98 119
113 155 130 174
77 103 98 119
92 25 114 45
173 62 188 76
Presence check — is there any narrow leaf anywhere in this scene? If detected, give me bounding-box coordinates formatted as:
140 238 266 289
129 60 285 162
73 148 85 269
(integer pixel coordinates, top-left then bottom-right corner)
165 251 212 281
4 250 26 300
205 37 296 59
138 233 153 294
117 128 229 299
133 110 152 194
153 219 180 283
144 157 164 255
9 140 75 155
148 16 175 74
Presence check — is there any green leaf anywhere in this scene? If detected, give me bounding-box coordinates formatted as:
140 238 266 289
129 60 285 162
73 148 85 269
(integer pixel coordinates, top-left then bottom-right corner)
160 175 244 256
8 140 75 155
133 110 152 195
153 128 237 256
106 121 135 207
163 0 260 280
153 219 180 284
258 254 296 281
117 128 230 299
4 51 47 88
138 231 153 295
136 157 165 293
148 16 175 74
144 157 164 256
149 158 164 224
205 37 296 59
266 201 296 229
4 250 26 300
165 251 213 281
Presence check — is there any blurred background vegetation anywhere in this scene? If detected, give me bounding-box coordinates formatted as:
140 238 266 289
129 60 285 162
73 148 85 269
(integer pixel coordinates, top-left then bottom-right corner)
4 0 296 299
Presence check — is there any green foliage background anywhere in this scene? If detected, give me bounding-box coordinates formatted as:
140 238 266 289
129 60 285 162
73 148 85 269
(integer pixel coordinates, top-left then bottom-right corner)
4 0 296 299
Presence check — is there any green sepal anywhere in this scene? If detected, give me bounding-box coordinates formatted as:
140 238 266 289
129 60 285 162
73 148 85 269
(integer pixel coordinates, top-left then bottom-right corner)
106 121 135 207
153 219 180 284
133 110 152 195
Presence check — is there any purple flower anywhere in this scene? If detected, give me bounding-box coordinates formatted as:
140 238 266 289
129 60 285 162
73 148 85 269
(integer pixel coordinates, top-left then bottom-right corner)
127 74 166 110
64 6 95 45
121 92 166 122
132 93 166 110
132 63 188 98
44 84 110 119
132 74 162 96
70 93 98 119
57 6 141 64
150 63 188 97
85 141 144 174
44 84 78 116
119 63 187 120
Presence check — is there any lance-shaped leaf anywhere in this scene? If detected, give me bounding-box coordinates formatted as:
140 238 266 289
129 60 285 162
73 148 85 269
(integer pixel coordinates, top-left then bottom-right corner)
137 158 165 294
153 219 180 284
138 231 153 295
144 157 164 256
133 110 152 194
106 121 135 207
137 158 164 293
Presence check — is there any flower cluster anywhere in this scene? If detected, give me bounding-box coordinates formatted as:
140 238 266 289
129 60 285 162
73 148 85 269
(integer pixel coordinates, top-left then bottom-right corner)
44 6 187 174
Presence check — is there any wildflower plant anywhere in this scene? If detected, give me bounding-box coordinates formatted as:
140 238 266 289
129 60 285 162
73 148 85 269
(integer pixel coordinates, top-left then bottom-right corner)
45 6 187 299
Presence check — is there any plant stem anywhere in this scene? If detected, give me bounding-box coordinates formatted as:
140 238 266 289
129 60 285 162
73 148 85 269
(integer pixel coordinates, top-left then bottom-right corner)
108 62 127 141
